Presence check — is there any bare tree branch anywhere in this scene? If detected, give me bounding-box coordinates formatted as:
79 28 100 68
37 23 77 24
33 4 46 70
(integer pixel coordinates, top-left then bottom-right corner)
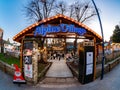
79 2 89 22
69 0 97 23
81 13 97 23
40 0 56 18
23 0 98 23
24 0 56 22
55 1 67 15
69 5 74 18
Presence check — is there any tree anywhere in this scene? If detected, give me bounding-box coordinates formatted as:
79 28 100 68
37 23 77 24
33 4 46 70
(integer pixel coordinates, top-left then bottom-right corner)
111 25 120 43
24 0 97 23
24 0 56 22
68 1 97 23
7 38 10 44
54 1 67 15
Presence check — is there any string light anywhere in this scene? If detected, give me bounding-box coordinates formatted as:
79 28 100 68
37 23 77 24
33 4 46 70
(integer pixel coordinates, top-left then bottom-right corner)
13 14 102 42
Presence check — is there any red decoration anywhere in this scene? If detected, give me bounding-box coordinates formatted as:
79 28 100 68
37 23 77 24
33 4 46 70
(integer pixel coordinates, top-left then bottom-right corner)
13 64 26 84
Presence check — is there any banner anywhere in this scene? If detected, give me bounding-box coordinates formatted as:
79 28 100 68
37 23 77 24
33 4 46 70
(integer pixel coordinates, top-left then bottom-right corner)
24 56 33 78
34 24 86 36
24 64 32 78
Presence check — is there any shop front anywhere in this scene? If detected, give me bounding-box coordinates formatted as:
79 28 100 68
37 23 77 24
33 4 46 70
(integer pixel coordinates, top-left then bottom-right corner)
13 14 102 84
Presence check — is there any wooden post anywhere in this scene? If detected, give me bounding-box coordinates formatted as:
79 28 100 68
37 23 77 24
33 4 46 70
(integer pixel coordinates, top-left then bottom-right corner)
74 35 77 54
64 37 66 53
20 37 24 73
94 37 96 80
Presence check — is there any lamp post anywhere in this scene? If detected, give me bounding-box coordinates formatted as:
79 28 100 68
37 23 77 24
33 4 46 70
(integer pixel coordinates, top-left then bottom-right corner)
91 0 105 80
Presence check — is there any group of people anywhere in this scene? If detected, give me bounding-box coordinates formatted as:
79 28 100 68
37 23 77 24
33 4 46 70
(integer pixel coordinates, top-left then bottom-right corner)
49 51 75 61
50 52 64 61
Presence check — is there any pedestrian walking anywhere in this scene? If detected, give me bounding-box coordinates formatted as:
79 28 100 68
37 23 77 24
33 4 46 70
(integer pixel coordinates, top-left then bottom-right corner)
51 53 53 60
58 54 61 61
53 53 56 60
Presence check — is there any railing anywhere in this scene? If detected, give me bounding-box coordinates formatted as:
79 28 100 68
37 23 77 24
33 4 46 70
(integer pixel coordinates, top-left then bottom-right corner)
97 51 120 64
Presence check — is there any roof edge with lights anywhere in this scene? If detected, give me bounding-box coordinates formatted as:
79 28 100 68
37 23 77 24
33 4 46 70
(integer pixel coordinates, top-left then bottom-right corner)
13 14 102 43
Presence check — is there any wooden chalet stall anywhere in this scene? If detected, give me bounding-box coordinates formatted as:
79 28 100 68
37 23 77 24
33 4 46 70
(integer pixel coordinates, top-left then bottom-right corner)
13 14 102 84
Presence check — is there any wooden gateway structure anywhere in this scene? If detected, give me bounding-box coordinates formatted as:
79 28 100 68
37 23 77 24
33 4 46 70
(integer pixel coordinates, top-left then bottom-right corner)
13 14 102 84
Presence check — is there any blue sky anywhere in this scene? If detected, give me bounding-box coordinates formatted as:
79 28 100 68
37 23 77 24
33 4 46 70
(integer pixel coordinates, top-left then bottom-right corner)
0 0 120 42
89 0 120 41
0 0 28 42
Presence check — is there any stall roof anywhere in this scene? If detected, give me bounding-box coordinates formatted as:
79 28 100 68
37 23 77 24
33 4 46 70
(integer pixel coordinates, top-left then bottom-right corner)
13 14 102 43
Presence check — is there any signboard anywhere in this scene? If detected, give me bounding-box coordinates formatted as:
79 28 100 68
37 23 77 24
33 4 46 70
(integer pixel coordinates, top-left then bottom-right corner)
24 64 32 78
86 52 93 64
86 64 93 75
86 52 93 75
34 24 86 36
24 56 32 64
24 41 33 50
24 56 32 78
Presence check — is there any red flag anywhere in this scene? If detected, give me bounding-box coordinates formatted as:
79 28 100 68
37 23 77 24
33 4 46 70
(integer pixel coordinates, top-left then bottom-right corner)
13 64 26 84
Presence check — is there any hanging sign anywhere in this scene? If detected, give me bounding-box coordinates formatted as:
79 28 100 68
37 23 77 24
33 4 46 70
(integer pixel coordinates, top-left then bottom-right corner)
24 64 32 78
86 52 93 75
34 24 86 36
86 64 93 75
86 52 93 64
24 56 33 78
24 56 32 64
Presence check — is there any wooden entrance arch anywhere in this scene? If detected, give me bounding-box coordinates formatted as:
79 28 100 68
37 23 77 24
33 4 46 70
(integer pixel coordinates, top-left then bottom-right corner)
13 14 102 83
13 14 102 43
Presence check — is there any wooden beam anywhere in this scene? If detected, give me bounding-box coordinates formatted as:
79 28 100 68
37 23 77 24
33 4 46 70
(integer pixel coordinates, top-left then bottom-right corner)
93 37 96 80
20 36 24 73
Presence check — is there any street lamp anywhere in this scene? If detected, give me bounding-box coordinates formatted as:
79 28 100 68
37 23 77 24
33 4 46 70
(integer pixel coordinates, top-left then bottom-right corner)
91 0 105 80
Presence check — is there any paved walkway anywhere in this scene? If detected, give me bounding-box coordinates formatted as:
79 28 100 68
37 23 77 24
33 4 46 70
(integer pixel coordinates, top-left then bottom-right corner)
46 59 73 78
1 60 120 89
39 59 78 85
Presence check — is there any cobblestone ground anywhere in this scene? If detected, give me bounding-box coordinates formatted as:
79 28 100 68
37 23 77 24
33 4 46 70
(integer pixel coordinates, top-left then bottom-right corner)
1 63 120 90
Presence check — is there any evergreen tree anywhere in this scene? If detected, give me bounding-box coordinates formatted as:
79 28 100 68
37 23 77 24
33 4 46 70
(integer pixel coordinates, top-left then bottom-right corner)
112 25 120 43
7 38 10 44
